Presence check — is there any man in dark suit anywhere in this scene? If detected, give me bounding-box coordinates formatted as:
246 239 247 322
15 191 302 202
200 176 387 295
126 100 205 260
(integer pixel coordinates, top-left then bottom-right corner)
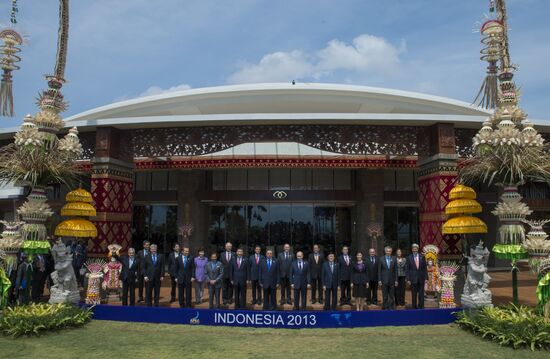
322 253 340 310
277 243 294 305
259 249 279 310
220 242 235 306
337 246 352 306
406 243 428 309
290 251 310 310
168 243 180 303
31 253 48 303
205 252 224 309
308 244 324 304
114 247 139 306
366 248 379 305
230 248 248 309
142 244 165 307
175 247 195 308
136 240 150 303
378 246 398 310
248 245 264 305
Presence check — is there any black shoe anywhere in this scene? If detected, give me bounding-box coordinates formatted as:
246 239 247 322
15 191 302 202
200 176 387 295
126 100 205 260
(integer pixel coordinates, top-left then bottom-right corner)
311 300 317 304
286 299 292 305
319 299 324 304
257 300 262 305
280 300 286 305
373 301 378 305
251 300 256 305
138 298 144 303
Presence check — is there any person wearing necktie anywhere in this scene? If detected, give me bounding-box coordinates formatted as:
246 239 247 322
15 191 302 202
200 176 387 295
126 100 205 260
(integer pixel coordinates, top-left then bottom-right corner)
142 244 165 307
321 253 340 310
168 243 181 303
406 243 428 309
136 240 151 303
378 246 398 310
308 244 325 305
205 252 224 309
114 247 139 306
230 248 249 309
366 248 379 306
337 246 352 306
220 242 235 306
248 245 264 306
277 243 294 306
175 247 195 308
259 249 279 310
290 251 311 311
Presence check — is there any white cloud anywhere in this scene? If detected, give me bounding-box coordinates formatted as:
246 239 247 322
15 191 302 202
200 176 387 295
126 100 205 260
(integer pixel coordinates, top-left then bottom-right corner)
114 83 191 102
227 34 405 84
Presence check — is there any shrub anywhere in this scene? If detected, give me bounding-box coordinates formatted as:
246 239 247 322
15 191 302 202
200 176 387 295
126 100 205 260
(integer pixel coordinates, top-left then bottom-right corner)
0 303 93 337
455 304 550 351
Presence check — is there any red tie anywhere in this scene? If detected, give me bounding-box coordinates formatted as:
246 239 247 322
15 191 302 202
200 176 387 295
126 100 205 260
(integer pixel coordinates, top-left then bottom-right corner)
256 255 259 265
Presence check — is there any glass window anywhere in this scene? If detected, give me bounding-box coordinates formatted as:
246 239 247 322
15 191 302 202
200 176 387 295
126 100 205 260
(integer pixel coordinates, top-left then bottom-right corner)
226 205 248 254
208 206 226 252
312 169 333 190
269 204 291 250
269 169 291 190
151 171 168 191
384 206 418 254
135 172 151 191
168 171 178 191
247 205 269 248
314 206 335 253
291 169 312 190
291 205 314 253
227 170 247 190
212 170 226 191
248 169 268 190
334 170 352 190
395 170 414 191
131 205 177 256
383 170 396 191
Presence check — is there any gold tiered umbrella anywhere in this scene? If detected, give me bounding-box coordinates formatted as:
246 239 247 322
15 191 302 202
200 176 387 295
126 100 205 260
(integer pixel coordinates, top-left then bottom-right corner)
443 184 488 235
55 188 97 238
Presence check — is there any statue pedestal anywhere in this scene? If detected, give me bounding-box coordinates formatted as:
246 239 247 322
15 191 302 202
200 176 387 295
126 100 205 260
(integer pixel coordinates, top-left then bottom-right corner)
49 288 81 305
461 294 493 308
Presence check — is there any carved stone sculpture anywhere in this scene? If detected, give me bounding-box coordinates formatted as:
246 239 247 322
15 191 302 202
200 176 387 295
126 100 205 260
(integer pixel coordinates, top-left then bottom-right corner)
49 240 80 304
461 241 493 308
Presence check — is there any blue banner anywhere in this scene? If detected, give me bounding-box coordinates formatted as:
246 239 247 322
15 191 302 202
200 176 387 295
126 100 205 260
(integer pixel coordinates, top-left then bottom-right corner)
91 305 459 329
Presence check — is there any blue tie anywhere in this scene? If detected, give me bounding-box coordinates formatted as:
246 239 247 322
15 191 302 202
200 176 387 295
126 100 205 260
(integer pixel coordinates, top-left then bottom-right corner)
268 260 271 271
153 255 157 265
386 256 390 268
184 256 187 269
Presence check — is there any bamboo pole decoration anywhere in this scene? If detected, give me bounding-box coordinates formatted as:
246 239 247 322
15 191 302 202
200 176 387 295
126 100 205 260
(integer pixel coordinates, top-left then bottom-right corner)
0 1 23 117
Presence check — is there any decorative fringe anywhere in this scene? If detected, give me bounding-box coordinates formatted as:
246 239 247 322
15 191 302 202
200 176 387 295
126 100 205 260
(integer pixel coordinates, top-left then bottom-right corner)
0 72 14 117
474 63 499 109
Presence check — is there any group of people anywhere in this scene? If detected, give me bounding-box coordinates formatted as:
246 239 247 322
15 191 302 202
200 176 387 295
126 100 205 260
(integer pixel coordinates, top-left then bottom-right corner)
115 240 429 311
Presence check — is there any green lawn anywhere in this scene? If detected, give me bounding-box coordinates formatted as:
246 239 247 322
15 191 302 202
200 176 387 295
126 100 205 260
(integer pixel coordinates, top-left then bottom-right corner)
0 320 545 359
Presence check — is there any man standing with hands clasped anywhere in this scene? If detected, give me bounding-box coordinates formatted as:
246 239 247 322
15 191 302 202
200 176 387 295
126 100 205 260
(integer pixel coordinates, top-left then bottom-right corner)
322 253 340 311
259 249 279 310
406 243 428 309
175 246 194 308
230 248 249 309
142 244 165 307
290 251 310 311
378 246 398 310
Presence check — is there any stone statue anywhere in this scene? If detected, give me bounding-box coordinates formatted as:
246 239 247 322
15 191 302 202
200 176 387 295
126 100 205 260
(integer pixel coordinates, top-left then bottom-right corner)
461 240 493 308
49 239 80 304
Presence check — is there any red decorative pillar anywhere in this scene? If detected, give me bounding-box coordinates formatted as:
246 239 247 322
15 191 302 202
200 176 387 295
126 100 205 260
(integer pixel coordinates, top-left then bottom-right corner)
417 123 461 259
89 128 134 256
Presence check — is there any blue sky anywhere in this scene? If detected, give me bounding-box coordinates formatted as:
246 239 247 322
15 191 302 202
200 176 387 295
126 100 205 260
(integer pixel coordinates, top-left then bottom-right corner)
0 0 548 128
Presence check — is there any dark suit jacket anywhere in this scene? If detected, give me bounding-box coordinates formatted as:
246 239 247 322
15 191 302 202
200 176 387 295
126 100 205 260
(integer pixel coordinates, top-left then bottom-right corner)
174 255 195 285
406 254 428 284
290 260 310 289
114 254 139 283
220 251 235 279
168 251 180 277
205 260 224 288
248 253 265 281
259 258 279 289
378 256 397 285
351 261 369 285
366 255 378 281
337 255 353 281
321 261 340 289
136 249 149 275
308 252 324 279
142 253 165 280
230 257 248 285
277 252 294 278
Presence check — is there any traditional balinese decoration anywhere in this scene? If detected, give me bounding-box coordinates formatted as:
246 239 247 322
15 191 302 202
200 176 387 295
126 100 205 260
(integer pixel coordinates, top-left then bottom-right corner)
443 184 488 236
84 259 106 305
49 239 80 304
422 244 440 302
537 258 550 319
55 188 97 238
0 220 23 274
521 219 550 274
0 248 12 309
439 261 460 308
102 244 122 302
461 0 550 305
0 0 80 258
179 223 194 247
0 0 24 117
462 241 493 308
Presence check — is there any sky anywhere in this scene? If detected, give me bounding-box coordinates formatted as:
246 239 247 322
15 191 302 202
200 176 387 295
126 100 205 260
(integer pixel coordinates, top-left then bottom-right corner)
0 0 549 128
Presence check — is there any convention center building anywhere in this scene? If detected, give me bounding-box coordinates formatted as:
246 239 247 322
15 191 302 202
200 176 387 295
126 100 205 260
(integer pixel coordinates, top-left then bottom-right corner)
1 83 549 265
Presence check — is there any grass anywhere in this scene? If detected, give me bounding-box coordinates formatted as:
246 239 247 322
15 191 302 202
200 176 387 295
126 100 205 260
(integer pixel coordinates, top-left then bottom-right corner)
0 320 546 359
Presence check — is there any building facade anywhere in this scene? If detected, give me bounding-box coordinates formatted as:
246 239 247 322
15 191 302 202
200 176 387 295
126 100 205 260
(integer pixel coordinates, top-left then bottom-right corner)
1 83 549 265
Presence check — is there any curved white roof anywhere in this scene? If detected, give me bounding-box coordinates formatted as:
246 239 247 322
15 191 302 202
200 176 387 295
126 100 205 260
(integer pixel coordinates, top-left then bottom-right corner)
60 83 502 130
